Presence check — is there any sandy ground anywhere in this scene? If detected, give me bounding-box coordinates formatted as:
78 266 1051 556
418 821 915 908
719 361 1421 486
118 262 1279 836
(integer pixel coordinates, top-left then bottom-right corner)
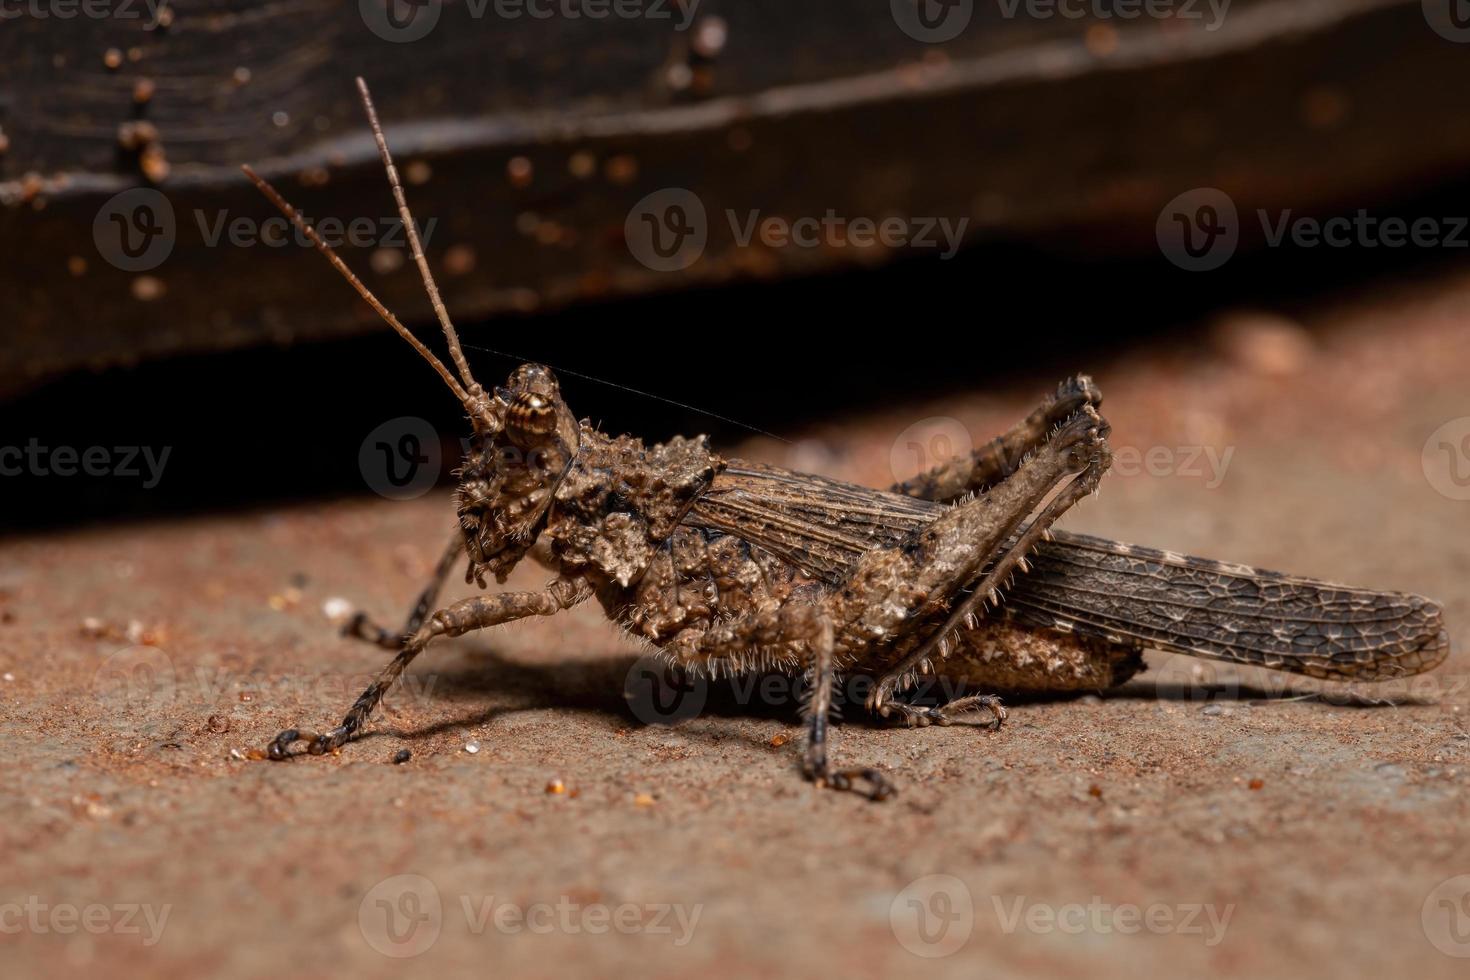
3 272 1470 979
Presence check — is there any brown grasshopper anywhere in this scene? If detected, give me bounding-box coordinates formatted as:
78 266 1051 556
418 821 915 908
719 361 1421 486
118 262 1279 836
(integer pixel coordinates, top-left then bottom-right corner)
242 79 1449 800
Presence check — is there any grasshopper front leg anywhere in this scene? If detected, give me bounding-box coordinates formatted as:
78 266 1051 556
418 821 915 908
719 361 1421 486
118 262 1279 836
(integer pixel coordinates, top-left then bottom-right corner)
268 576 588 759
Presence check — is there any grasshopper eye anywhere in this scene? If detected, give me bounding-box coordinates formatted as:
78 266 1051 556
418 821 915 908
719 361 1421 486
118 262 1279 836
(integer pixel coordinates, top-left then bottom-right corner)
506 391 556 440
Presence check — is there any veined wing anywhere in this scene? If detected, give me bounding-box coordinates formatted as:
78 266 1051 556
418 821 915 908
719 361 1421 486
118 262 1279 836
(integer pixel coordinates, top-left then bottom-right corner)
686 461 937 581
685 461 1448 681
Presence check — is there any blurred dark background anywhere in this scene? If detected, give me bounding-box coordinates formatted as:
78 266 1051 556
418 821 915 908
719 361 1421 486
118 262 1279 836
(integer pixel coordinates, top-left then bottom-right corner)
4 0 1470 530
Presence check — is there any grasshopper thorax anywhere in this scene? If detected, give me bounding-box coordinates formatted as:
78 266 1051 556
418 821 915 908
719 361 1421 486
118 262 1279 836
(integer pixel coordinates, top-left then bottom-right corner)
456 363 580 583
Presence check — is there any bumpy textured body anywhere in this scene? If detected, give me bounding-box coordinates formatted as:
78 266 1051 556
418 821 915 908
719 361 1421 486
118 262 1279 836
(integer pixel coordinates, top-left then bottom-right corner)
246 78 1448 799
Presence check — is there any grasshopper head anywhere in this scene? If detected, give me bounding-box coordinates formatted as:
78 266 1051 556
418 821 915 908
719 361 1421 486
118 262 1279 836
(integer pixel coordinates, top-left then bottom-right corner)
455 364 579 582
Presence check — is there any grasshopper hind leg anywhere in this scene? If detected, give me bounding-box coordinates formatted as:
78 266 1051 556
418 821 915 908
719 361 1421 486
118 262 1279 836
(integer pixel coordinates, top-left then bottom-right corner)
892 375 1102 502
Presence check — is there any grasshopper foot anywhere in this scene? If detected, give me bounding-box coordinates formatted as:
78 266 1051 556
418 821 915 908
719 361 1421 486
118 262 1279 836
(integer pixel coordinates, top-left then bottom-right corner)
802 758 896 801
265 723 357 759
880 694 1008 730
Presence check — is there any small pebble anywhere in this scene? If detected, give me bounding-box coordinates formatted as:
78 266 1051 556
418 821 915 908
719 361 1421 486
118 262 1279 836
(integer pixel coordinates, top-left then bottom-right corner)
228 748 246 761
322 597 354 623
545 778 566 794
3 673 14 682
393 749 412 765
769 733 789 748
103 48 123 70
207 714 230 734
633 792 656 807
1248 778 1264 790
464 740 480 754
1201 704 1224 716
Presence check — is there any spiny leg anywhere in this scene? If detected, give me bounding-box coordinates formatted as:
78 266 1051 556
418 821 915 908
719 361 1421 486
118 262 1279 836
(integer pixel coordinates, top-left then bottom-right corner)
892 375 1101 502
268 576 587 759
873 410 1112 709
344 531 464 650
664 603 894 801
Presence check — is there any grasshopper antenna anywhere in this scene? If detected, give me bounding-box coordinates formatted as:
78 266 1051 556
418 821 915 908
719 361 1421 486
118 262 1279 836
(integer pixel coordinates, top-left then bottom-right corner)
354 76 477 393
239 163 470 406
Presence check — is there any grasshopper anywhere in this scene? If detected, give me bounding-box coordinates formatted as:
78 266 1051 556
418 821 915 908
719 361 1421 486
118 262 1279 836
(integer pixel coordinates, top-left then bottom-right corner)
243 79 1449 800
